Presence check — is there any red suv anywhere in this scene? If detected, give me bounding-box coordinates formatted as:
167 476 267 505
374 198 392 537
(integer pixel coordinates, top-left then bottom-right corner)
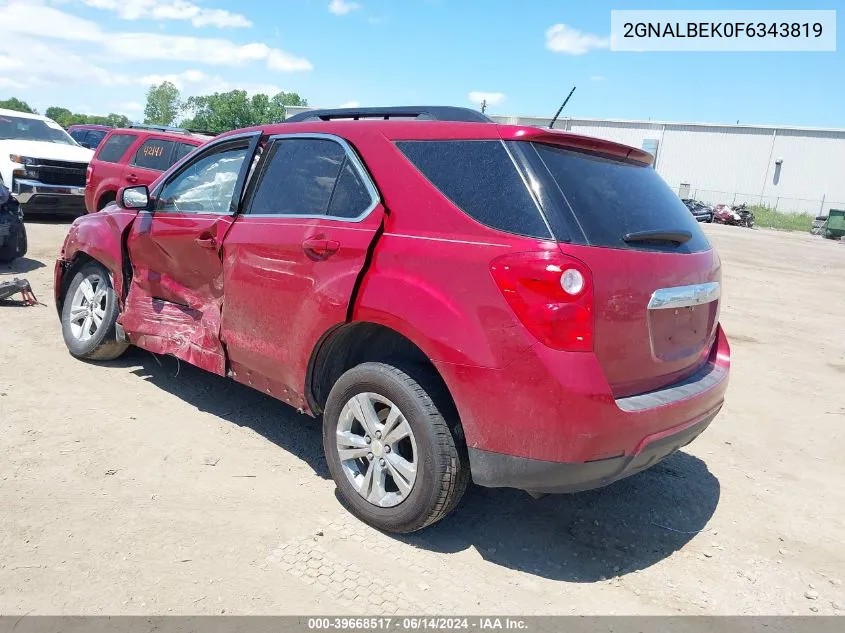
84 126 211 213
54 107 730 533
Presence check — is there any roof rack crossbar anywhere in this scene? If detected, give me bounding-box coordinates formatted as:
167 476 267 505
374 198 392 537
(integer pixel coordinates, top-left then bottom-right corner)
126 123 214 137
284 106 493 124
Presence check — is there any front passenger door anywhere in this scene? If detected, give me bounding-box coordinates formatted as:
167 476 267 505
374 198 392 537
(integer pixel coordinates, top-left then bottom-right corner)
121 132 261 375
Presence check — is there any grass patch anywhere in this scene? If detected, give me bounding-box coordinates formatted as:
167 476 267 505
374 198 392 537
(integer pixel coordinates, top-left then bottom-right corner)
747 205 814 232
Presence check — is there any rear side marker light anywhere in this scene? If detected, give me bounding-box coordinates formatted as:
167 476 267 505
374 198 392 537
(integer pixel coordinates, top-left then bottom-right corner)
490 251 594 352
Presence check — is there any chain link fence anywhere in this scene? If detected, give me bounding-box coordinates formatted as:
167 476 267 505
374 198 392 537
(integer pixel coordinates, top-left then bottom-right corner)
672 185 843 217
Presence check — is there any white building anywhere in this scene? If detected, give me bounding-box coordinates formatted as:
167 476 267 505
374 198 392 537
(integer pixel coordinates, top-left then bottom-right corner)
496 115 844 215
284 106 845 215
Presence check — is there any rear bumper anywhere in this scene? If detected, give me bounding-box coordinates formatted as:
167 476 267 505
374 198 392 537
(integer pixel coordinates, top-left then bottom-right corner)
436 324 730 476
13 179 86 216
469 407 718 493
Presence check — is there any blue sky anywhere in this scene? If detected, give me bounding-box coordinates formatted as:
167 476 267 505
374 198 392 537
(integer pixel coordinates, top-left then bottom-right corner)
0 0 841 127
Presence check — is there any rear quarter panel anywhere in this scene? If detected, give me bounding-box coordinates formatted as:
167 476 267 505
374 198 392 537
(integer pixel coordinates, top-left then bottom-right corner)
86 131 145 213
344 127 541 368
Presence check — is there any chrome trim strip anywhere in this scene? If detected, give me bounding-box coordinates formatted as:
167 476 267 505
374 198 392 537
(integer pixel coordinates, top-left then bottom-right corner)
647 282 720 311
246 132 380 223
12 179 85 204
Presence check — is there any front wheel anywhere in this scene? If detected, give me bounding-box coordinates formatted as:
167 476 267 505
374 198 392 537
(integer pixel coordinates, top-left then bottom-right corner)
61 262 129 361
323 362 469 533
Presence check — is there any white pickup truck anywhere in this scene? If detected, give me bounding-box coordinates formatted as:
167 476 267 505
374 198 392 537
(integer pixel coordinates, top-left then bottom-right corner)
0 108 94 217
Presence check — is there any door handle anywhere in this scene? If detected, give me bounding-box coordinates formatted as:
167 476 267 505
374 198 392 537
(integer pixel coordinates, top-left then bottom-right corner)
195 236 218 249
302 237 340 259
126 174 138 184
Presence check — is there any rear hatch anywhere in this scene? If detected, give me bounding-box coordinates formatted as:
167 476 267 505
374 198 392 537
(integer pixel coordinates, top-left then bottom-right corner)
519 139 721 398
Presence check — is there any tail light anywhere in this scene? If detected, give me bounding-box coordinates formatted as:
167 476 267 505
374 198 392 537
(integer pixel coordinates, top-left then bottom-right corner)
86 164 93 185
490 251 593 352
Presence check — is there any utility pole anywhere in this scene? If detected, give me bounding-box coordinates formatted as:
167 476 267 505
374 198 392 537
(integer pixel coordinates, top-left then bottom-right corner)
480 99 487 114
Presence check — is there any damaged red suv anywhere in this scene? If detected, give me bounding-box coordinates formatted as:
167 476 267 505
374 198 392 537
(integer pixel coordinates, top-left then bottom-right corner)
54 106 730 533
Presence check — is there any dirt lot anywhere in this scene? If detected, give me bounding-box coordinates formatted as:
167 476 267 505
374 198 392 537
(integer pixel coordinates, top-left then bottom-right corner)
1 221 844 616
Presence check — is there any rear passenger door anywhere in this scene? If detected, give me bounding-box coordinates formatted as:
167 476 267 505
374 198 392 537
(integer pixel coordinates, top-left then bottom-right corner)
220 134 384 407
122 136 176 187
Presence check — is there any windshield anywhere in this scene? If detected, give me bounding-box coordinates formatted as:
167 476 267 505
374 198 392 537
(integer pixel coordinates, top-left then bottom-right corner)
0 115 78 145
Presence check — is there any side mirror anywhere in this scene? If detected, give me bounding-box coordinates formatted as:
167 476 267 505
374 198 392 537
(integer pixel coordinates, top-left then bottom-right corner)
80 142 92 149
119 185 151 210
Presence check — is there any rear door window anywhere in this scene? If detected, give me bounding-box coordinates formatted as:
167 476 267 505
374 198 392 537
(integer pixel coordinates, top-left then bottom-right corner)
172 142 198 165
96 133 138 163
69 129 88 144
327 157 374 218
530 143 710 253
132 138 176 171
246 138 346 216
396 140 551 238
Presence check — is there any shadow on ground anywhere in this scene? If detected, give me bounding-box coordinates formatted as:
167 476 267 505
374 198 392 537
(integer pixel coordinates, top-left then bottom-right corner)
24 215 77 226
0 257 46 275
399 452 719 582
111 348 720 582
114 347 331 479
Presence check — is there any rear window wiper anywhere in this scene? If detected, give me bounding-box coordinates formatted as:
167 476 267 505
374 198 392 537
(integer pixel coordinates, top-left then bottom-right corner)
623 229 692 245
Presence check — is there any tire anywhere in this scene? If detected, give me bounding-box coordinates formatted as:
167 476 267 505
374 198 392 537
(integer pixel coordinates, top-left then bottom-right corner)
323 362 469 533
97 192 117 211
60 261 129 361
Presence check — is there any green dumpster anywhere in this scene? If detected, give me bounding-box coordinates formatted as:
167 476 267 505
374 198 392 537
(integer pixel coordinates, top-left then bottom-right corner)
825 209 845 240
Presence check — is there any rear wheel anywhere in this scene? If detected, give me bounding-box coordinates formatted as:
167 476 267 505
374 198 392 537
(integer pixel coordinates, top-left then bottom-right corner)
323 362 468 533
61 262 128 361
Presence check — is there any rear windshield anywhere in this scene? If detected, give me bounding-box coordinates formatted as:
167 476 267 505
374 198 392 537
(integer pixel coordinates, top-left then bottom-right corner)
531 143 710 253
97 133 137 163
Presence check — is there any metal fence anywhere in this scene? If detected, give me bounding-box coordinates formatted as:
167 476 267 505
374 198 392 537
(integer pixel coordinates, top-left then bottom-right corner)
671 185 843 217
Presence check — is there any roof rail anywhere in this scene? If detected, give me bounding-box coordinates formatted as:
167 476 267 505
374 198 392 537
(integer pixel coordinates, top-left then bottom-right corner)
284 106 493 124
127 123 213 137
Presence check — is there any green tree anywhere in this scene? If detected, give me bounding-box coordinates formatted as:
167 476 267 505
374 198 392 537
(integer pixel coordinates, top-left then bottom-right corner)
105 113 131 127
0 97 37 114
43 107 133 129
45 106 73 127
144 81 182 126
180 90 309 133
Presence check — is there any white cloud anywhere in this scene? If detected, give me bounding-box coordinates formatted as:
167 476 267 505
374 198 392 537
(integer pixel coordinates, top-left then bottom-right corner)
328 0 360 16
101 35 312 71
83 0 252 28
1 2 101 41
339 101 360 108
590 75 606 82
0 76 27 90
0 33 132 90
469 91 506 106
545 24 609 55
0 2 312 73
138 69 209 89
115 101 145 115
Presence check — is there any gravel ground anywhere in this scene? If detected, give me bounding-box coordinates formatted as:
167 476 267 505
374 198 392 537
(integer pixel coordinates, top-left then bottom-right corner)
1 220 843 615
